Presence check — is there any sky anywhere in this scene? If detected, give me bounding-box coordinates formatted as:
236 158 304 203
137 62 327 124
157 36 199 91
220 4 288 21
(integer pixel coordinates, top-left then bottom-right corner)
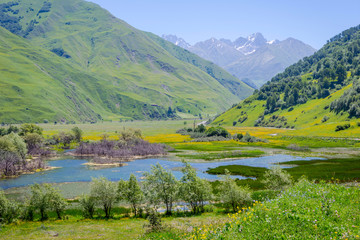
88 0 360 49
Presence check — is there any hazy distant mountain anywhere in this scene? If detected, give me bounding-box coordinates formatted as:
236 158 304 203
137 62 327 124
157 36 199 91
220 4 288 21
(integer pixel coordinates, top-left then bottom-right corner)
162 34 191 49
162 33 316 88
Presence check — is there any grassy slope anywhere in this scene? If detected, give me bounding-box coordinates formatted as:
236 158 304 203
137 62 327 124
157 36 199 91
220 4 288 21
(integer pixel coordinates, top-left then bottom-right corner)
213 26 360 138
0 0 253 123
213 79 360 137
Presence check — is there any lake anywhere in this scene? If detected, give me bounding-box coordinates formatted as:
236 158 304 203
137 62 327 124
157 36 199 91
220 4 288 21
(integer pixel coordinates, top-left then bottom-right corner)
0 154 323 189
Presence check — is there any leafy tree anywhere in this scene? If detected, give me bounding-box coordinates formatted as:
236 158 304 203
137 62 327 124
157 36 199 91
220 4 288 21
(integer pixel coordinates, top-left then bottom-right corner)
219 170 252 212
143 163 178 215
179 162 212 214
79 194 96 219
0 190 18 223
48 187 67 219
0 133 27 159
90 177 118 218
28 184 52 221
118 174 144 216
23 133 43 154
71 127 83 142
19 124 43 136
261 166 292 191
194 124 206 133
336 65 347 83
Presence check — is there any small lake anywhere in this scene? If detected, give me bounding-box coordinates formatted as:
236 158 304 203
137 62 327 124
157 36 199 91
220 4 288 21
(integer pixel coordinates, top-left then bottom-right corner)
0 154 324 189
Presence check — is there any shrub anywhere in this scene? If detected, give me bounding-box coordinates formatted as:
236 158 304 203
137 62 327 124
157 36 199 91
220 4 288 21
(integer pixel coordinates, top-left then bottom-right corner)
79 195 96 219
219 170 252 212
145 209 163 233
0 190 18 223
321 115 329 123
261 166 292 191
335 123 351 132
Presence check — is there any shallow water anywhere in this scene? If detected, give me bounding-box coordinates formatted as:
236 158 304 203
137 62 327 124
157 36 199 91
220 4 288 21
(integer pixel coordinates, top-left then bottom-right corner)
0 154 323 189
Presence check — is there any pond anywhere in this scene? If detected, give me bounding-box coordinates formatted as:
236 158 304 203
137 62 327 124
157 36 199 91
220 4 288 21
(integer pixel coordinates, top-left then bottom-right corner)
0 154 324 189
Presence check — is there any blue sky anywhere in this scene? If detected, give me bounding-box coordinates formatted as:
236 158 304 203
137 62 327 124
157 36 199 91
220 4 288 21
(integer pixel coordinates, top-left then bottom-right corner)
88 0 360 49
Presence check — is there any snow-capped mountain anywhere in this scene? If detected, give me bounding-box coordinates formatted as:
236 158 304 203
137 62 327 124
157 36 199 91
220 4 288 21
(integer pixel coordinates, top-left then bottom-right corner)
161 33 316 88
161 34 191 49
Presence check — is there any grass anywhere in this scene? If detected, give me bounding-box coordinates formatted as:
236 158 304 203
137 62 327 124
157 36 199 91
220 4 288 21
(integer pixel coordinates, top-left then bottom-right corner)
185 180 360 239
207 165 267 177
0 210 227 240
176 150 264 161
0 0 254 123
207 157 360 187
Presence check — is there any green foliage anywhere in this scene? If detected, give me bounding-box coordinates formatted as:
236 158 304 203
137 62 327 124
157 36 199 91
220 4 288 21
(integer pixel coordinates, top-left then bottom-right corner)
19 124 43 136
219 170 252 212
71 127 83 143
79 194 96 219
205 127 230 138
143 163 178 215
0 132 27 159
0 190 18 223
335 123 351 132
179 162 212 214
261 166 293 191
118 128 142 144
28 184 61 221
145 209 163 233
118 174 144 216
90 177 118 219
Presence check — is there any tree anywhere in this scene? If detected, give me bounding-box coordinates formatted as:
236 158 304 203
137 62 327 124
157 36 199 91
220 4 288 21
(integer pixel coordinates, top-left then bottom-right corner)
48 187 67 219
336 65 347 84
219 170 252 212
79 194 96 219
179 162 212 214
143 163 178 215
71 127 83 142
23 133 43 154
19 124 43 136
90 177 118 218
118 174 144 216
0 190 18 223
0 133 27 159
261 166 293 191
29 184 51 221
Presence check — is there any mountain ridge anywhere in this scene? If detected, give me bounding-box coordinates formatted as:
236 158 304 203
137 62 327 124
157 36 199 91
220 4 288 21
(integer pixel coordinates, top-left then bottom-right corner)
0 0 253 123
162 33 316 88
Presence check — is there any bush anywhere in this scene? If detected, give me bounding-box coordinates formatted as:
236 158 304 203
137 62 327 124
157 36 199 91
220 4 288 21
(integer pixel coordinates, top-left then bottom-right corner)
0 190 18 223
79 195 96 219
145 209 163 233
321 115 329 123
335 123 351 132
219 170 252 212
205 127 230 138
261 166 293 191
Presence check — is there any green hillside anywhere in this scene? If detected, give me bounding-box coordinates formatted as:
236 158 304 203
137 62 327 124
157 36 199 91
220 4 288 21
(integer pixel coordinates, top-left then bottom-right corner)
0 0 253 123
214 24 360 136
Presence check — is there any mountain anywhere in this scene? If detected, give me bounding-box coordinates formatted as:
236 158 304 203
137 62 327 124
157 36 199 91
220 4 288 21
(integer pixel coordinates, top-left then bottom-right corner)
162 34 191 49
213 24 360 136
0 0 253 123
162 33 316 88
